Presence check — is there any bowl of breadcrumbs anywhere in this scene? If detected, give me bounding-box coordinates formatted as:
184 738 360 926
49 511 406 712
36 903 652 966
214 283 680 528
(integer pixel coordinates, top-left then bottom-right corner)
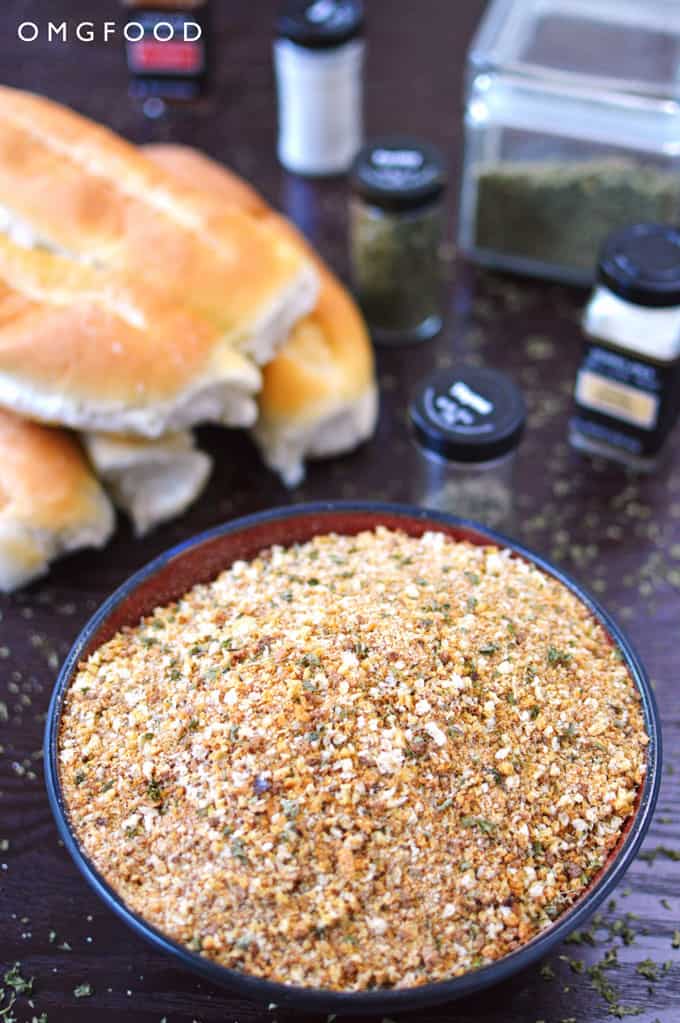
45 502 661 1014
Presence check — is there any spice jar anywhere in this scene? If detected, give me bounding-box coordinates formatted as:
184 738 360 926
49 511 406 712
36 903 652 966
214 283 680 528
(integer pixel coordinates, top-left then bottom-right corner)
459 0 680 285
570 223 680 472
122 0 209 109
350 137 447 345
409 365 526 532
274 0 365 176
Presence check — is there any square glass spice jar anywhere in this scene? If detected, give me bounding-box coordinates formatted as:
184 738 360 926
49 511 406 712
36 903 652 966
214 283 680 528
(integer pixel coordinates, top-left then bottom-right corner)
458 0 680 285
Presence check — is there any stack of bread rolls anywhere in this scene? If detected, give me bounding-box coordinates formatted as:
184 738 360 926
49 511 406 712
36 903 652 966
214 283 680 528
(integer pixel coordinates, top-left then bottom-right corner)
0 87 377 590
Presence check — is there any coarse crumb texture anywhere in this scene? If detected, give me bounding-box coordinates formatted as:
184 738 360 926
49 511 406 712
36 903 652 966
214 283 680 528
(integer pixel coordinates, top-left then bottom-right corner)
59 527 648 990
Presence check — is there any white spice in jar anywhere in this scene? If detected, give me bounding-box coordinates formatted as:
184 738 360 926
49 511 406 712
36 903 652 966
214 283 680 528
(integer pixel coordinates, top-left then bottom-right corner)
274 0 365 176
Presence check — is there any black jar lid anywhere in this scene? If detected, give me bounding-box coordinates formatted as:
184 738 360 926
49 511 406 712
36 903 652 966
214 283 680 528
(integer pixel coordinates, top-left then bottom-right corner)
598 223 680 308
276 0 364 50
409 365 526 463
350 136 447 212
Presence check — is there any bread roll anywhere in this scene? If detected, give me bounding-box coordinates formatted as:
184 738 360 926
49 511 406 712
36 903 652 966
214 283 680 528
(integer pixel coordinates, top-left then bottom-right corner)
0 235 260 435
144 144 378 485
0 410 114 592
82 431 212 536
0 86 318 366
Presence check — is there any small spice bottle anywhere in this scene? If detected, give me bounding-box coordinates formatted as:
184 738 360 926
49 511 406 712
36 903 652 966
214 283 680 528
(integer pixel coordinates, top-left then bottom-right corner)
274 0 365 176
349 137 447 345
122 0 209 111
409 365 526 532
570 223 680 471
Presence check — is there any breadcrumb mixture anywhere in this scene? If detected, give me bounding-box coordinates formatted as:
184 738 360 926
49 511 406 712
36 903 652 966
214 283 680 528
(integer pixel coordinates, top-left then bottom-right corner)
59 528 648 990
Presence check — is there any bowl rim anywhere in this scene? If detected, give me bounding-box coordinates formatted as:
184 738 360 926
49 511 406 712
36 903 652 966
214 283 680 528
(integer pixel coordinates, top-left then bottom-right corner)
44 501 662 1014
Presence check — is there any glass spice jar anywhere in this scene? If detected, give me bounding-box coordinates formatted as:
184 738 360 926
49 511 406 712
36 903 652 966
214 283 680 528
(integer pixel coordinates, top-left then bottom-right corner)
459 0 680 286
349 137 447 345
570 223 680 472
274 0 365 176
122 0 209 110
409 365 526 533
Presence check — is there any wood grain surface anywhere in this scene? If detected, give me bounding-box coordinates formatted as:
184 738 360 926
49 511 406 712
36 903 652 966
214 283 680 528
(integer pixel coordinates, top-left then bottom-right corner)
0 2 678 1022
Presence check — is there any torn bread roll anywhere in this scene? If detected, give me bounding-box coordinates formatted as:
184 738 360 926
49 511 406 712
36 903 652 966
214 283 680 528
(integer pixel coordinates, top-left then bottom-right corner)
0 86 318 365
82 431 212 537
145 144 378 486
254 282 379 485
0 236 260 435
0 410 114 592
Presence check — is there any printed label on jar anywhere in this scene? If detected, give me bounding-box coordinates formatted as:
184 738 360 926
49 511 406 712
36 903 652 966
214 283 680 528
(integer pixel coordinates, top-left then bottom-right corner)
425 381 496 435
306 0 357 29
126 12 205 76
572 340 680 456
574 369 658 430
571 415 643 456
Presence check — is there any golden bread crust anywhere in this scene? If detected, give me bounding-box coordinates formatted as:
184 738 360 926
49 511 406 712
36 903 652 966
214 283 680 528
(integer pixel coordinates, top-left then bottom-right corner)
0 237 236 405
143 144 376 424
0 409 106 530
0 87 315 346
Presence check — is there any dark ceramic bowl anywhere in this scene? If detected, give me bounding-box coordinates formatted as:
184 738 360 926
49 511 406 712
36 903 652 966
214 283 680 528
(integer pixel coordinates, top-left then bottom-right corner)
44 502 662 1015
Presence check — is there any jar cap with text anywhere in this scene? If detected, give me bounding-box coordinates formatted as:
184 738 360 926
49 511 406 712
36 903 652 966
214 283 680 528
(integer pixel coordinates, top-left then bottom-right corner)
409 365 526 463
276 0 364 49
351 136 447 212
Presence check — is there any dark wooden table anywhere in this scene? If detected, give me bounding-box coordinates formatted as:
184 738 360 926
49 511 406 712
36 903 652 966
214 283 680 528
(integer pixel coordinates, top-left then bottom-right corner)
1 2 678 1021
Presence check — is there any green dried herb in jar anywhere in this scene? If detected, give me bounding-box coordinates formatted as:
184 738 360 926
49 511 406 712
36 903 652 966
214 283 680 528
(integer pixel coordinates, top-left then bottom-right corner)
474 159 680 276
349 136 447 345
